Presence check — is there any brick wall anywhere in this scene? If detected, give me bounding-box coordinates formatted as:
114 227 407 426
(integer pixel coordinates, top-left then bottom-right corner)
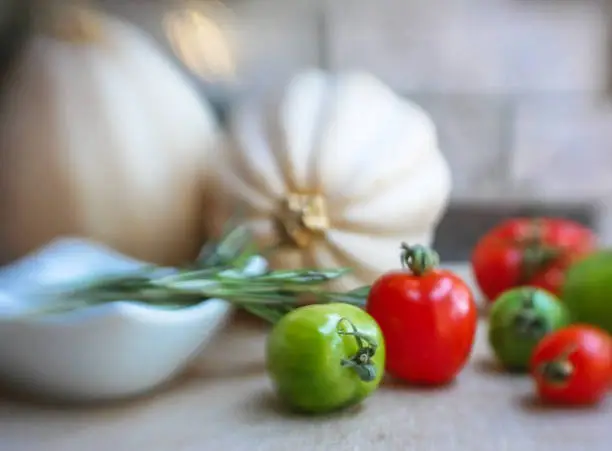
101 0 612 245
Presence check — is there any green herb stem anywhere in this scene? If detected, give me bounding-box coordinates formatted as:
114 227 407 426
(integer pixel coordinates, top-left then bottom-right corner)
12 218 370 323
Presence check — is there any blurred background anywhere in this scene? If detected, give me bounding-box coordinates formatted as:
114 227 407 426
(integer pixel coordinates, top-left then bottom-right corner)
1 0 610 261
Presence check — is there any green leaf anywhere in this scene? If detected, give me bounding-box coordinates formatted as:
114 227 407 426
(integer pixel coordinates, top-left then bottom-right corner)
238 304 288 324
349 285 371 297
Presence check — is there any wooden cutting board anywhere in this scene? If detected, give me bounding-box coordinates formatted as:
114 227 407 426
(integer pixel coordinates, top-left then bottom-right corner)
1 310 610 451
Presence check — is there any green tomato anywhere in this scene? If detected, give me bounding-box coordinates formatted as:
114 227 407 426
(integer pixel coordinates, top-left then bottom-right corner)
266 302 385 414
562 250 612 334
488 286 570 371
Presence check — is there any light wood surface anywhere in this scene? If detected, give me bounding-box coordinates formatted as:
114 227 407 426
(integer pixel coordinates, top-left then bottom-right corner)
1 311 611 451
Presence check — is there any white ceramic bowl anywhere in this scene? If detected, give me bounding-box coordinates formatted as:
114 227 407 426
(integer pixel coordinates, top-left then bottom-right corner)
0 238 267 403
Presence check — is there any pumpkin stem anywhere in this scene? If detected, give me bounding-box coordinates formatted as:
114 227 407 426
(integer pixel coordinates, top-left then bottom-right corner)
276 192 330 249
511 288 551 339
400 243 440 276
337 318 378 382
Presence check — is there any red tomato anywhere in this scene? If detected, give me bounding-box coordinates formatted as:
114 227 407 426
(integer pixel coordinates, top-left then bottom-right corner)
529 325 612 406
365 244 478 385
471 217 596 303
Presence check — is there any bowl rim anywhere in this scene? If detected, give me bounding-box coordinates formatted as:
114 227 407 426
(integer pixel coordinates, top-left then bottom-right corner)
0 238 266 327
0 296 233 326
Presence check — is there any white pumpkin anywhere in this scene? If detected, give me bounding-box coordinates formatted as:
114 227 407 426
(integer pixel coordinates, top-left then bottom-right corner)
209 69 452 290
0 5 220 266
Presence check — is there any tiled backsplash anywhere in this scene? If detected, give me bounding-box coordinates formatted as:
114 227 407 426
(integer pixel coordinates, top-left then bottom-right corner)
328 0 609 94
100 0 612 244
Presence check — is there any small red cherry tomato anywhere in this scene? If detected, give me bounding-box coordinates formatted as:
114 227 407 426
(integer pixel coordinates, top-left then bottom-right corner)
365 244 478 385
529 325 612 406
471 217 596 303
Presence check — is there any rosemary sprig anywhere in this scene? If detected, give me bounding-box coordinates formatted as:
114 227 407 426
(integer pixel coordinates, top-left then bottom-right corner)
15 220 370 323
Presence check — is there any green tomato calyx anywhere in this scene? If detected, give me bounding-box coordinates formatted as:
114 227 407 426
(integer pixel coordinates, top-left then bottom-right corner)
511 291 551 339
536 345 577 387
520 246 561 283
400 243 440 276
517 218 562 283
337 318 378 382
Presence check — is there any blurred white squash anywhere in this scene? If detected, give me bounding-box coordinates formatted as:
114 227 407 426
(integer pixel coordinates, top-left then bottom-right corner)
0 4 220 266
210 69 452 290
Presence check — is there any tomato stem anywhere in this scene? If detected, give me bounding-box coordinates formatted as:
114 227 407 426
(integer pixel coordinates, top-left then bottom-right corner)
511 289 550 339
539 361 574 386
520 290 536 309
337 318 378 382
517 218 562 283
520 246 561 283
400 244 440 276
537 345 578 387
